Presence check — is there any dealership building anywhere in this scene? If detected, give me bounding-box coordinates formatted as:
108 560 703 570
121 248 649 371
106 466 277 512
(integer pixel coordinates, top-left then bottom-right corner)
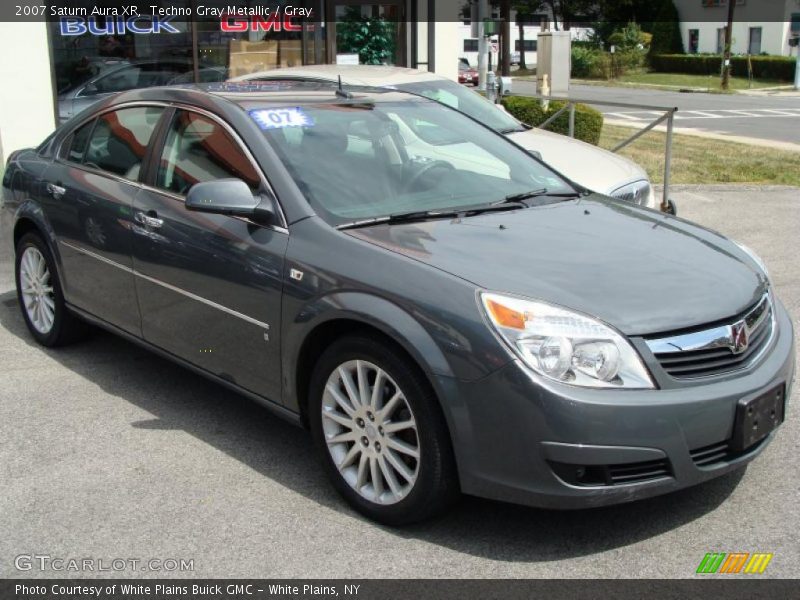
0 1 460 164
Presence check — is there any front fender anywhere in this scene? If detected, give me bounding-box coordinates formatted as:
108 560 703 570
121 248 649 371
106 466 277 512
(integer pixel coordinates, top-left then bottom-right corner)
281 290 455 414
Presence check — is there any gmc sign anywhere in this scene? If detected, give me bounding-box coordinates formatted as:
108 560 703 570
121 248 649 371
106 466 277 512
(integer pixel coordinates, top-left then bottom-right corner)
221 14 302 32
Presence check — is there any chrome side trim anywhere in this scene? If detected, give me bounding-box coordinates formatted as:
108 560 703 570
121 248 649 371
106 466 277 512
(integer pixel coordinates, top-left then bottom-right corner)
646 294 772 355
60 241 271 330
60 240 135 274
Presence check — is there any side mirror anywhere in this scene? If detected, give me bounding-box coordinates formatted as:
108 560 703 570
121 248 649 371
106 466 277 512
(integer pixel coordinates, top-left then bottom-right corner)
185 179 275 225
82 83 99 96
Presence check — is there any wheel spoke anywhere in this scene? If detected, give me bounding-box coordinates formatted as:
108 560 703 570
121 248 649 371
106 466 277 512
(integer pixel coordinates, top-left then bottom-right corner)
356 453 369 489
321 408 355 429
386 437 420 459
35 253 46 278
378 391 402 420
369 370 385 410
338 366 361 408
384 449 415 483
326 383 355 417
326 430 357 444
356 360 371 407
369 456 383 498
378 455 402 497
339 444 361 470
383 419 415 434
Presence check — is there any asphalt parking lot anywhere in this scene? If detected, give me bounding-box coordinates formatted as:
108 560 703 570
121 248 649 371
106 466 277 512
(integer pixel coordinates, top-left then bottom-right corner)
1 184 798 579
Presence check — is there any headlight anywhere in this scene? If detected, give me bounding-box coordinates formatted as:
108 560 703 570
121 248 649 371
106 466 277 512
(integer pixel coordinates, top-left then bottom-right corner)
480 293 654 389
611 180 653 208
733 241 769 279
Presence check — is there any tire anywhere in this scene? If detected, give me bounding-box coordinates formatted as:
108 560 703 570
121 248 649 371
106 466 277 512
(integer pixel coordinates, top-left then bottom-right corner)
15 232 89 347
309 334 459 525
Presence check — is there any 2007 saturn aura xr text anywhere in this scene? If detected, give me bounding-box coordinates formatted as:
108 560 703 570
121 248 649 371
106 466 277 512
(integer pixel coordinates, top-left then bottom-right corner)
2 83 795 525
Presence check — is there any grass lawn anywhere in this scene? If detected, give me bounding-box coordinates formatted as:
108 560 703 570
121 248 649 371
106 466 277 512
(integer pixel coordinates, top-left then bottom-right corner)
599 124 800 186
580 71 789 91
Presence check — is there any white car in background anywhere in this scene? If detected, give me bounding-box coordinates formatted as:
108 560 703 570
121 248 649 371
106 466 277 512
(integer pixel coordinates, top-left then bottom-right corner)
231 65 657 209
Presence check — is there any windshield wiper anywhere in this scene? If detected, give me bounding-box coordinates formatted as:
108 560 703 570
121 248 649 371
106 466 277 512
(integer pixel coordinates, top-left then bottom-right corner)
498 188 583 204
337 202 527 231
498 126 526 134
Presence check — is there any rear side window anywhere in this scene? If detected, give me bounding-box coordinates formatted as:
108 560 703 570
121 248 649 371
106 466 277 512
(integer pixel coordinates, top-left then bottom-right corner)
84 106 163 180
156 110 260 195
61 120 94 163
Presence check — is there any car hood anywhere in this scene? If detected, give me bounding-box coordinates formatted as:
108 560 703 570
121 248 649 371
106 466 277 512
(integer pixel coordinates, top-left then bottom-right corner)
508 129 646 195
347 196 766 335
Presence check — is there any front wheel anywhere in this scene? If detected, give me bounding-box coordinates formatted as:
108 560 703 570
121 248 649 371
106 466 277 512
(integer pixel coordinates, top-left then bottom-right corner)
309 335 459 525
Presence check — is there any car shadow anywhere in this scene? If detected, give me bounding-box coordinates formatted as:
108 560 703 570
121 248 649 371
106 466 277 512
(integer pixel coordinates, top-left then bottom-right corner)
0 290 745 563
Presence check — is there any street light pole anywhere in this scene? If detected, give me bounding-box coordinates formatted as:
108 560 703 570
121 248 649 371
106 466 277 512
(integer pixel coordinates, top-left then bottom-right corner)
721 0 736 91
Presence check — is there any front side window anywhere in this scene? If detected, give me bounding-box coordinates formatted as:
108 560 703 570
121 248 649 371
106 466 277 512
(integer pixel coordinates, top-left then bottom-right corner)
156 110 261 195
255 98 573 226
84 107 163 179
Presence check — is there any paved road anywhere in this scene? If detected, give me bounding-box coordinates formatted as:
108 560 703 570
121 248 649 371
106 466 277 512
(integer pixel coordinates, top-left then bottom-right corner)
0 187 798 579
512 81 800 145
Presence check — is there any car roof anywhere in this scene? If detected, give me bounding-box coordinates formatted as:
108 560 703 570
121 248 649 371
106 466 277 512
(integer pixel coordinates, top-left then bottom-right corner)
103 83 430 113
230 64 448 86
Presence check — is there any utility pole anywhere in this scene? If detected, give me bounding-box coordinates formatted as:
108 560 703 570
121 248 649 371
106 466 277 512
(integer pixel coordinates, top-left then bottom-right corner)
477 0 489 91
721 0 736 90
500 0 511 77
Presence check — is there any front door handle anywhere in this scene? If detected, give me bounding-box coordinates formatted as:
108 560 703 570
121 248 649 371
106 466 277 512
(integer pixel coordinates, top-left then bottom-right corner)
46 183 66 199
135 211 164 229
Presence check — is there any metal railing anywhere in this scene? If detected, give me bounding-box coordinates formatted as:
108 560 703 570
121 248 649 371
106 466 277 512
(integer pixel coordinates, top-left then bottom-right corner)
508 93 678 214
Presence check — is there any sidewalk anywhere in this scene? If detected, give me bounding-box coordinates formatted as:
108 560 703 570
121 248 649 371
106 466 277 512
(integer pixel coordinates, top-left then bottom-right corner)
604 118 800 152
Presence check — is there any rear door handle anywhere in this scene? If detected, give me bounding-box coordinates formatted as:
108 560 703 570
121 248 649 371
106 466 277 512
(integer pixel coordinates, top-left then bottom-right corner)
135 211 164 229
46 183 66 199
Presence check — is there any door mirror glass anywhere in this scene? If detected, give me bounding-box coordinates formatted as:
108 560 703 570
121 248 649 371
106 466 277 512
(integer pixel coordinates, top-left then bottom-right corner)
185 179 275 224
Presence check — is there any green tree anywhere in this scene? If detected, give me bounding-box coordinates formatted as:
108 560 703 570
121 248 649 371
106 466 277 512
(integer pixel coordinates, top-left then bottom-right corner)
512 1 545 69
649 0 684 56
336 7 397 65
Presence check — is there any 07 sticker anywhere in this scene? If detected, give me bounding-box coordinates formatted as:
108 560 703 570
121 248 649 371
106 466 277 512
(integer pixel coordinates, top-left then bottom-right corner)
249 108 314 130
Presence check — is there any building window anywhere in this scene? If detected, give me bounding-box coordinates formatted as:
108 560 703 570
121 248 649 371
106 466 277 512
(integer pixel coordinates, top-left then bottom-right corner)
688 29 699 54
514 40 537 52
716 27 726 53
748 27 762 54
464 39 479 52
791 13 800 36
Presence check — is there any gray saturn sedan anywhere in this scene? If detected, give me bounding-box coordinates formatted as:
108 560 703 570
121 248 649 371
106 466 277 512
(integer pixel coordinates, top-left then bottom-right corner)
2 82 795 525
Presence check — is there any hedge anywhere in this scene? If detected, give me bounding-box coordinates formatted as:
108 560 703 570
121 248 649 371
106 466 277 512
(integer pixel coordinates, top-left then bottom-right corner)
501 96 604 146
650 54 796 81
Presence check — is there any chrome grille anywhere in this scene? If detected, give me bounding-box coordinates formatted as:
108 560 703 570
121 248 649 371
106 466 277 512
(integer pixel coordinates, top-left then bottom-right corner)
645 294 774 380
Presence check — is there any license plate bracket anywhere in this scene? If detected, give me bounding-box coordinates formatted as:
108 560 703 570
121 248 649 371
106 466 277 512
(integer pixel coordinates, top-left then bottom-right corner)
731 384 785 452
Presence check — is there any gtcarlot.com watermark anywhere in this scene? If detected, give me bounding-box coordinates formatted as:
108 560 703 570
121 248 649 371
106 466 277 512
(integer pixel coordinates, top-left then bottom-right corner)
15 554 194 573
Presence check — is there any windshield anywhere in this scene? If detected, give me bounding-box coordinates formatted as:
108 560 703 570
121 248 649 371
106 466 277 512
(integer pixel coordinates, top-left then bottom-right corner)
393 79 525 134
253 98 574 226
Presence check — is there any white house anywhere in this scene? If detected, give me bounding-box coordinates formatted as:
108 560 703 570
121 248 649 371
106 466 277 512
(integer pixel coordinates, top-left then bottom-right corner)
675 0 800 56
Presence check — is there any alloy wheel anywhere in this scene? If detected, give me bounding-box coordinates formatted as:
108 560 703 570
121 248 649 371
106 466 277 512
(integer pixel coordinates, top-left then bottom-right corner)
19 246 56 334
321 360 420 505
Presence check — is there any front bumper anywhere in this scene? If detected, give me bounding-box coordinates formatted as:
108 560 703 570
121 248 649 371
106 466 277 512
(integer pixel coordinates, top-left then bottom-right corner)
437 299 795 509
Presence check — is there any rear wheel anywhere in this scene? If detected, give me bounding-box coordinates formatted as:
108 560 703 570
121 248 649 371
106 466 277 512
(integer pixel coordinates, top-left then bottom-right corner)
15 232 88 347
309 335 459 525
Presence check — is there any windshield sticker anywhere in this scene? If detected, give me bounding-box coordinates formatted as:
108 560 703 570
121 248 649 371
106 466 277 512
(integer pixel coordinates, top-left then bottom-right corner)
249 108 314 130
